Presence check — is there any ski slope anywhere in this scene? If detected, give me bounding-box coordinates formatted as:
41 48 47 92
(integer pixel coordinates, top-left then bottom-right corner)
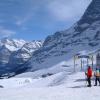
0 71 100 100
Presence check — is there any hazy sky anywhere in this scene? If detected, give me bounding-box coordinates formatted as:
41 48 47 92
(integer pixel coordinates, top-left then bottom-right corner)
0 0 92 40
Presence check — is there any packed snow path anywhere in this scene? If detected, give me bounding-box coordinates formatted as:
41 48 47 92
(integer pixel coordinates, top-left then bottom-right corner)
0 72 100 100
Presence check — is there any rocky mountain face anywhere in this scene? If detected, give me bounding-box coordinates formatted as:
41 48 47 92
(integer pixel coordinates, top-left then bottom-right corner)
0 38 26 75
25 0 100 71
0 38 43 76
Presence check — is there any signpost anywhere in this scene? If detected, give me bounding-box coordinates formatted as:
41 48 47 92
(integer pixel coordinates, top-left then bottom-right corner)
73 54 94 72
73 52 100 72
96 53 100 69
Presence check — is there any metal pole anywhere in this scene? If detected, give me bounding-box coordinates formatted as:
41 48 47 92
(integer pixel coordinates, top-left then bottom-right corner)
74 56 75 72
83 59 85 71
81 58 82 71
92 55 94 70
87 58 88 67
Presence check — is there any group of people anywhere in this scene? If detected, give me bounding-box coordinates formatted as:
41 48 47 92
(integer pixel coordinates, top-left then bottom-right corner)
85 66 100 87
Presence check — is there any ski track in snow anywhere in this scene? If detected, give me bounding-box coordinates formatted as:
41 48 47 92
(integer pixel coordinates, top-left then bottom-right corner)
0 72 100 100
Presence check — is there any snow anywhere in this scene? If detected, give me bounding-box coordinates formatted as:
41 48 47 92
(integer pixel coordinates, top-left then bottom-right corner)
5 44 19 51
16 60 74 78
0 71 100 100
0 38 26 51
0 78 32 88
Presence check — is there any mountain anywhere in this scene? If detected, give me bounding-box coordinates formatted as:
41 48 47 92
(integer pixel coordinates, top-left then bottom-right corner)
24 0 100 72
1 0 100 76
0 38 26 75
0 38 26 51
8 40 43 75
0 38 43 76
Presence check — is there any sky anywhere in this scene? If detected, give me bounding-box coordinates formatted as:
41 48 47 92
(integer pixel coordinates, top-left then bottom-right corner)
0 0 92 41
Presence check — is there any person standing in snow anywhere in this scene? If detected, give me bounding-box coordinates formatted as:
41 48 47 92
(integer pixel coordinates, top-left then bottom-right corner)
85 66 93 87
94 68 100 86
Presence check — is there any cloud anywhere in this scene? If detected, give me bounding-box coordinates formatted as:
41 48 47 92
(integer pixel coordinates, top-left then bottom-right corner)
14 0 92 28
46 0 92 21
0 27 16 38
15 1 39 26
15 13 33 26
15 17 28 26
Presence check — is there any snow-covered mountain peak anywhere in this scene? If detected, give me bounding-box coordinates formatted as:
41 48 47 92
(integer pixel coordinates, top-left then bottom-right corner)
0 38 26 51
22 40 43 53
0 38 43 76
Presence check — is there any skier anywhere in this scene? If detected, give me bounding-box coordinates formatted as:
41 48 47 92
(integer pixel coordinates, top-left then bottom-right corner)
94 68 100 86
85 66 92 87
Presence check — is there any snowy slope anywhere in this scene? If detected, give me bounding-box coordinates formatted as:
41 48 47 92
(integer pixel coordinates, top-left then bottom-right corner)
0 71 100 100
